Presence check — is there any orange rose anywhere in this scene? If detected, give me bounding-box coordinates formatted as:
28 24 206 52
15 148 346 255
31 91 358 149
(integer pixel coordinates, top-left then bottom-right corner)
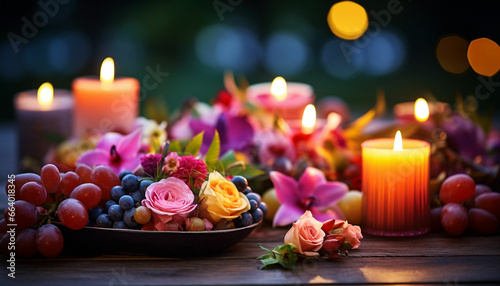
198 171 250 224
284 211 325 256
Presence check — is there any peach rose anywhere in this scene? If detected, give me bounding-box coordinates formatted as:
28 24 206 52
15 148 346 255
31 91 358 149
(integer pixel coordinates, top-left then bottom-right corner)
284 210 325 256
322 219 363 250
198 171 250 224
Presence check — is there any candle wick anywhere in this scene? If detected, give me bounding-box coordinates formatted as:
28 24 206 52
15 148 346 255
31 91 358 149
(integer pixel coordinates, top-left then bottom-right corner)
110 145 121 163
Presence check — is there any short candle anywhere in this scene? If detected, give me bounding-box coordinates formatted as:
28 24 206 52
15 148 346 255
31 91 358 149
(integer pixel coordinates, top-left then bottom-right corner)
361 131 430 236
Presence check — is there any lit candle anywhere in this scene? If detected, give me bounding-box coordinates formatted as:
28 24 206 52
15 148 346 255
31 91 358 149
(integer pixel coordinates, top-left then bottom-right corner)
14 82 73 168
246 77 314 121
414 98 429 122
73 57 139 136
361 131 430 236
394 98 448 122
301 104 316 135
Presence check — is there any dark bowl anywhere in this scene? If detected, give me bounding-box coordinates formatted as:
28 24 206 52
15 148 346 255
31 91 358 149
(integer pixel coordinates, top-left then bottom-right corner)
56 222 260 257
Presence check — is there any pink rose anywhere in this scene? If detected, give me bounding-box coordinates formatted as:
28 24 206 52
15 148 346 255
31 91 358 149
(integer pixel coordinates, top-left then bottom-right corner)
142 177 197 231
284 210 325 256
322 219 363 250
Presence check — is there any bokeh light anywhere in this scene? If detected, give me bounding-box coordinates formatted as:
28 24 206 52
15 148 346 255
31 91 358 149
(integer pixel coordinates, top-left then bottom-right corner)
467 37 500 76
363 31 406 76
327 1 368 40
436 35 470 74
264 32 309 76
320 38 364 79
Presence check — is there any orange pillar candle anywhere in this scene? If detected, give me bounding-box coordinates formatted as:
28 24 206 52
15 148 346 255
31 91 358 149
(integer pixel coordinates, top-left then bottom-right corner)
73 57 139 136
361 131 430 236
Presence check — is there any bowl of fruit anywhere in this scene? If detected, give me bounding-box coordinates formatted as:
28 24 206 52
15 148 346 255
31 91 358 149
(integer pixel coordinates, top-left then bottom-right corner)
2 163 267 258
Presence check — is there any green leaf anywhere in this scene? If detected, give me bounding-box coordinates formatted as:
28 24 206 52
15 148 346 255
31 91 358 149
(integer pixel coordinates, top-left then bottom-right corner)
169 140 183 154
205 130 220 166
184 131 204 157
229 163 265 179
219 150 236 168
257 243 299 271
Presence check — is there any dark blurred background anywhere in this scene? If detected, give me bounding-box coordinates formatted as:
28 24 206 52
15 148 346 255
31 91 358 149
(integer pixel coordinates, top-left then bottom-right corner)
1 0 499 121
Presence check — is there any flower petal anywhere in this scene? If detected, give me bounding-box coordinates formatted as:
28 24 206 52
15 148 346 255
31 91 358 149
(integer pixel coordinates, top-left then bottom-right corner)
310 181 349 208
298 167 327 199
119 157 142 175
96 132 122 151
189 120 215 154
273 204 304 227
76 149 110 168
117 128 142 160
269 171 300 206
311 207 345 223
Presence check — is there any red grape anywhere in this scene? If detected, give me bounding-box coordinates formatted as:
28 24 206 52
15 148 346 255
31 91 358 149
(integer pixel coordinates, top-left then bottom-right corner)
57 198 89 230
475 192 500 220
439 174 475 203
60 171 81 197
36 224 63 257
41 164 61 194
468 208 498 235
17 228 38 258
465 184 492 208
441 203 468 236
75 164 92 184
70 183 102 209
430 207 442 230
20 182 47 206
5 173 41 199
91 166 120 201
3 200 38 230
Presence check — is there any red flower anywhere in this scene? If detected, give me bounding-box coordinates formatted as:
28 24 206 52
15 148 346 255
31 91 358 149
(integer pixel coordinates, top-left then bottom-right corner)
170 155 208 189
140 153 163 176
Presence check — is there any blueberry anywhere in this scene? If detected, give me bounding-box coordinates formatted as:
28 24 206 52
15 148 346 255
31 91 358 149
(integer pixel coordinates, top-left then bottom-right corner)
113 221 128 229
110 186 126 201
259 202 268 216
119 195 134 210
123 208 139 228
89 207 103 223
231 176 248 192
122 174 139 193
251 208 264 223
249 199 258 212
234 212 253 228
119 170 133 181
104 200 117 213
131 191 143 204
243 187 252 195
96 214 113 228
108 204 124 221
272 156 292 175
139 180 154 197
246 192 261 204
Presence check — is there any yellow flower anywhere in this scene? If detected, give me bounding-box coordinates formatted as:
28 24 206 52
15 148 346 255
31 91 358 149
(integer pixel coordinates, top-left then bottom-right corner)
198 171 250 224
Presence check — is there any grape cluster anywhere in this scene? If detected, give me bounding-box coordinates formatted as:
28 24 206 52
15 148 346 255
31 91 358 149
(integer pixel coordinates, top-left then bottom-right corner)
433 174 500 235
230 176 268 227
90 171 153 229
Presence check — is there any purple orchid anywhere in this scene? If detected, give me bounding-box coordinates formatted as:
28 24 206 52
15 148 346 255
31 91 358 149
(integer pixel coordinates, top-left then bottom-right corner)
189 112 254 155
77 129 143 175
270 167 348 227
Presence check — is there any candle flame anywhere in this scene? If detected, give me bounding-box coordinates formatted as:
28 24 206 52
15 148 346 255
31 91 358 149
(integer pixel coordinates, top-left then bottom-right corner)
302 104 316 134
270 76 287 101
100 57 115 84
414 98 429 122
37 82 54 106
394 130 403 151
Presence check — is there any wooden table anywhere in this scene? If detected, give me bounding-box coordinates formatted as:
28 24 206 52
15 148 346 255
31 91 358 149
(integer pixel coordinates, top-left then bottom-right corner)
2 222 500 286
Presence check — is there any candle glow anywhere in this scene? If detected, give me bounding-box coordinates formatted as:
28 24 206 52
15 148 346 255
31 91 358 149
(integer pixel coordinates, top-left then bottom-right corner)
414 98 429 122
393 130 403 151
301 104 316 134
37 82 54 106
270 76 287 101
100 57 115 84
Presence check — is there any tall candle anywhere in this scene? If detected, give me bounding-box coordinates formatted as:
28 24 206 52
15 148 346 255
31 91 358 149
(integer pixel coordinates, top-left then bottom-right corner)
73 57 139 136
246 77 314 121
361 131 430 236
15 83 73 168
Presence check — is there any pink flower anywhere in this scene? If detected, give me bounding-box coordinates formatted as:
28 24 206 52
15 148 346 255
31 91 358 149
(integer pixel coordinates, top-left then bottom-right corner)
162 152 180 174
141 177 197 231
284 210 325 256
322 219 363 250
255 131 295 166
170 155 207 189
270 167 348 227
140 153 162 175
77 129 142 175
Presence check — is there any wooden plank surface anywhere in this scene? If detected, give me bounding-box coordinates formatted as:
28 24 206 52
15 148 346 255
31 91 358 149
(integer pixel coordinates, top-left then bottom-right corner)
2 224 500 286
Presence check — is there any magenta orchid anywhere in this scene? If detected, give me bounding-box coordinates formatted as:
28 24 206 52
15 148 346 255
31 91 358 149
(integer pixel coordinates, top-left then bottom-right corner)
77 129 143 175
270 167 348 227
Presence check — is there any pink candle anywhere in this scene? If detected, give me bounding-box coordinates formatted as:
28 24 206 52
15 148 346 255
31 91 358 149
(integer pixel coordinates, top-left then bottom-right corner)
246 77 314 121
73 58 139 136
